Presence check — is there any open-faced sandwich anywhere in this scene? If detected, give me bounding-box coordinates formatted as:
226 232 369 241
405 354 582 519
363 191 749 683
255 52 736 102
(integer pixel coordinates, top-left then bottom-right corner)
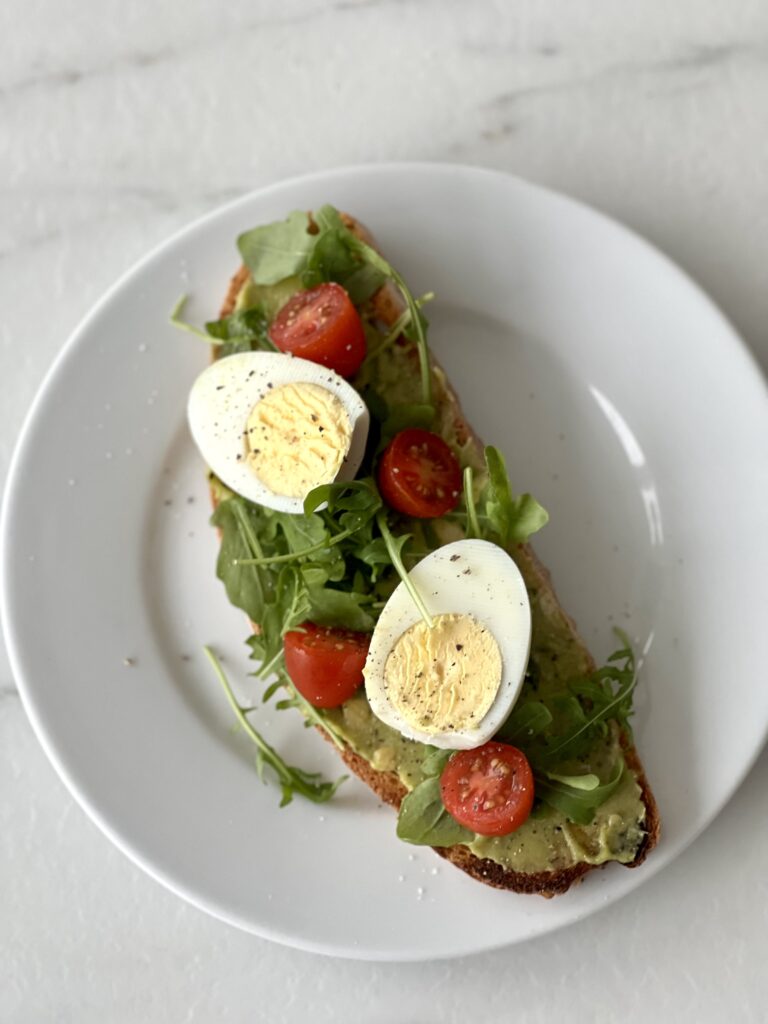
178 205 659 896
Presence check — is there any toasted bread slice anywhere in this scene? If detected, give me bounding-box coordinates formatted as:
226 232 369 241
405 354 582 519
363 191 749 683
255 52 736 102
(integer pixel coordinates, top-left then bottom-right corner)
214 215 660 897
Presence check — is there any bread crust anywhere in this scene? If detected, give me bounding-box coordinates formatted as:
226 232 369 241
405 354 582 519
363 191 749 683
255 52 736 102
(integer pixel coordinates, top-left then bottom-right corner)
214 215 660 896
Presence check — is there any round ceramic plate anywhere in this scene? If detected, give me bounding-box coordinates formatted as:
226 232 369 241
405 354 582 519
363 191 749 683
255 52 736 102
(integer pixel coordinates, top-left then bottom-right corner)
2 164 767 961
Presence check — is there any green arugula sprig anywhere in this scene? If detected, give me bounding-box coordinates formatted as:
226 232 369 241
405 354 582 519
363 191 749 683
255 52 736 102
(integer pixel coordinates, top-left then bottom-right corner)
534 630 638 766
204 646 345 806
534 759 625 826
206 307 278 355
170 295 277 357
170 295 220 344
363 292 434 366
462 466 482 539
344 234 433 408
376 512 433 629
458 447 549 546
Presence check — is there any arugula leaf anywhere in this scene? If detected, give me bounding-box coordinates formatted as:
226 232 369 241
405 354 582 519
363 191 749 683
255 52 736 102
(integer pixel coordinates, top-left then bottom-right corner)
305 584 374 631
237 210 316 285
536 635 637 766
420 747 454 776
204 646 345 806
494 700 553 743
481 446 549 546
544 770 600 791
312 204 346 233
356 537 393 582
205 306 277 356
535 758 625 825
247 566 312 675
211 497 269 624
396 775 475 847
380 403 436 440
304 477 382 518
302 225 386 304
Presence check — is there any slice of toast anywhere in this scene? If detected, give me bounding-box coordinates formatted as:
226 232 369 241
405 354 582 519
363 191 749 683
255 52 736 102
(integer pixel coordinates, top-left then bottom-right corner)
214 216 660 897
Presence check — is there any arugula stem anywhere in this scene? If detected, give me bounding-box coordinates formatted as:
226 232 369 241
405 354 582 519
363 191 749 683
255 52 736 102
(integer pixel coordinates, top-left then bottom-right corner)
349 238 433 407
169 294 224 345
234 525 356 567
393 269 432 408
364 292 435 366
231 500 267 609
233 501 266 559
204 647 345 803
279 672 347 750
204 646 287 766
463 466 482 539
364 308 411 364
256 647 285 680
393 270 436 409
376 512 434 629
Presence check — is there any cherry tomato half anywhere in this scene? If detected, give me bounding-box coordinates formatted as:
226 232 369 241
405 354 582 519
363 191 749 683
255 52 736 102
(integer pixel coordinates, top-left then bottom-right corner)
283 622 371 708
268 282 366 378
440 742 535 837
377 427 462 519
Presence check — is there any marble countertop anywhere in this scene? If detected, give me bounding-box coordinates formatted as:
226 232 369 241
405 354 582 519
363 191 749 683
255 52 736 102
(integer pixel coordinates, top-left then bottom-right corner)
2 1 768 1019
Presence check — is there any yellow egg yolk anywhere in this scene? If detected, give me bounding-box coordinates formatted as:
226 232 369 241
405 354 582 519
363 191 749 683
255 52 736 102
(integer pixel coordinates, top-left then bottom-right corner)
383 613 503 735
245 382 352 498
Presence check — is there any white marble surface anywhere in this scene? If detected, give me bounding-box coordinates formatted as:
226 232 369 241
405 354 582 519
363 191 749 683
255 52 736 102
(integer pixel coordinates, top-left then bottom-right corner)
2 0 768 1019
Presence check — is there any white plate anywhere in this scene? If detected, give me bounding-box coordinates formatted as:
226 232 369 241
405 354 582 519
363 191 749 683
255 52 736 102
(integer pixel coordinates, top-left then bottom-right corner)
2 164 767 961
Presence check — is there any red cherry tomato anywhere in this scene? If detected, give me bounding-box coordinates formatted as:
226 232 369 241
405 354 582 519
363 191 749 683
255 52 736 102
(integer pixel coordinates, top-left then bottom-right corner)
283 622 370 708
377 428 462 519
440 742 535 837
268 282 366 378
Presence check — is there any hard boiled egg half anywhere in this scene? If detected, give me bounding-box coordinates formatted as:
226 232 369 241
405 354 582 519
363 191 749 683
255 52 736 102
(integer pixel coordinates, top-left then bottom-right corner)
364 539 531 749
188 351 370 513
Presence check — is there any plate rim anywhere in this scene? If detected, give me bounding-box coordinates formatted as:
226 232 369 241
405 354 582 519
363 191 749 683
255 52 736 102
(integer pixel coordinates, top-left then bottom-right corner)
2 160 768 961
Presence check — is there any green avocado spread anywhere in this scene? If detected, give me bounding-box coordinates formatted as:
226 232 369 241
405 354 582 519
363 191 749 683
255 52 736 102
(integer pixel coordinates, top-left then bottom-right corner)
232 270 647 875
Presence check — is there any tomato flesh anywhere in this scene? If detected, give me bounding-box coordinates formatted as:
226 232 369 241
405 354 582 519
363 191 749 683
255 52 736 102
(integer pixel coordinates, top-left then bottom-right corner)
377 427 462 519
440 742 534 836
269 282 366 378
283 622 370 708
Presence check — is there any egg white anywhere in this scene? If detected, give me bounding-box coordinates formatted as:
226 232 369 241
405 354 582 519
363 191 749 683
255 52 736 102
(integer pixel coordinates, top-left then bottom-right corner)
364 539 531 749
187 351 370 514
